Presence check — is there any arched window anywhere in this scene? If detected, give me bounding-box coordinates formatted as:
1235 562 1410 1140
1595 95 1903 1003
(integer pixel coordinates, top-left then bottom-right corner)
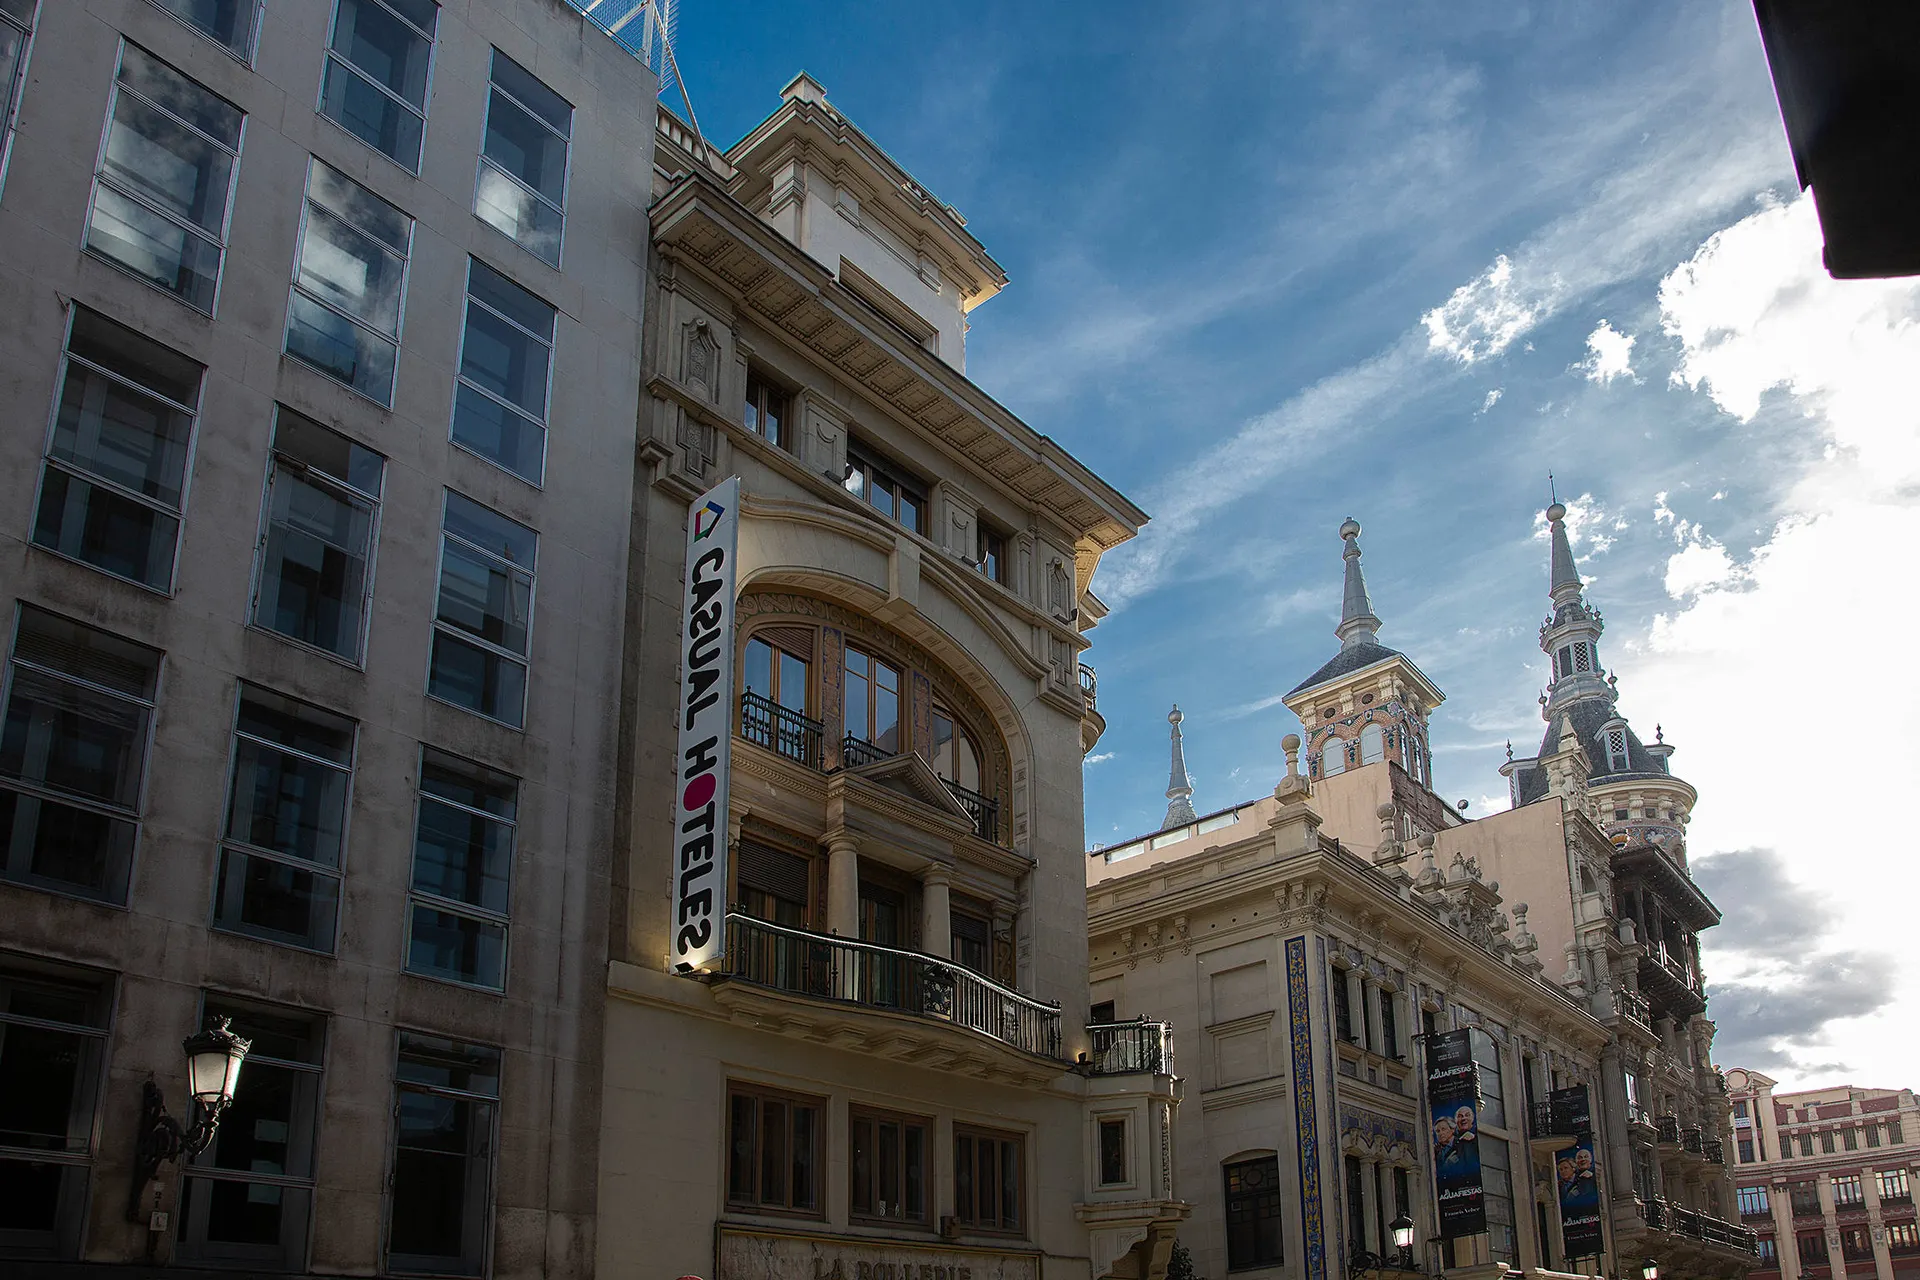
1321 738 1346 777
932 704 980 792
1359 723 1385 765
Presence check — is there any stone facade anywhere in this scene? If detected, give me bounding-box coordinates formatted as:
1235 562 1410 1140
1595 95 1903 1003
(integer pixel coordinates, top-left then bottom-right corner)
594 80 1173 1280
0 2 656 1276
1723 1070 1920 1280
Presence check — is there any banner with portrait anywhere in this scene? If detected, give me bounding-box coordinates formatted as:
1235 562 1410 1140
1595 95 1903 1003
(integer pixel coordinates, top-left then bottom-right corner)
1555 1137 1604 1258
1425 1029 1486 1238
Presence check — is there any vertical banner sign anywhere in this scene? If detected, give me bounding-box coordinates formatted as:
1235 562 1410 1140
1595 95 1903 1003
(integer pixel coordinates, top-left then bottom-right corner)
1426 1029 1487 1238
1552 1085 1603 1258
671 476 740 972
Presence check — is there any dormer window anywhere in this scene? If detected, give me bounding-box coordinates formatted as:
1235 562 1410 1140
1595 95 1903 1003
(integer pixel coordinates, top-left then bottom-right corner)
845 441 926 534
744 370 787 450
1603 724 1630 773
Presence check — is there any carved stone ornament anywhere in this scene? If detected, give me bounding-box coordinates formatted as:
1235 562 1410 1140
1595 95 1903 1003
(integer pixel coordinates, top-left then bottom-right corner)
682 319 718 401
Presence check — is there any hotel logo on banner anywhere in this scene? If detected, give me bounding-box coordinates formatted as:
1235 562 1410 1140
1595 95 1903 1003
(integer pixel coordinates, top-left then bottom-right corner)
672 476 739 972
1426 1028 1487 1239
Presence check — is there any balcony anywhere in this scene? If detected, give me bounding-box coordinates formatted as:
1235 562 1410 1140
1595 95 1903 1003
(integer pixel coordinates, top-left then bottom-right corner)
741 692 824 768
1704 1138 1725 1164
1633 1199 1760 1256
1088 1018 1172 1075
1612 986 1654 1031
841 732 892 770
1682 1126 1705 1154
942 777 1000 846
712 912 1062 1062
1079 662 1098 710
1657 1115 1682 1144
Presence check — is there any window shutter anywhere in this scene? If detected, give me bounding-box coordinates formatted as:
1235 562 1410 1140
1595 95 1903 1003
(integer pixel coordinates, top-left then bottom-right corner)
738 841 811 904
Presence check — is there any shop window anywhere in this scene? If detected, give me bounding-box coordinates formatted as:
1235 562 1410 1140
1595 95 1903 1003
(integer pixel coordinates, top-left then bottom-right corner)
387 1034 497 1275
176 997 323 1268
1224 1154 1283 1269
954 1126 1022 1235
0 957 110 1258
726 1084 821 1215
849 1107 927 1224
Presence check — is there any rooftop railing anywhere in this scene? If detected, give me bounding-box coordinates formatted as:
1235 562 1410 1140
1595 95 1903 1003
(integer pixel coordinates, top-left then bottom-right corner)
714 913 1061 1059
1088 1019 1172 1075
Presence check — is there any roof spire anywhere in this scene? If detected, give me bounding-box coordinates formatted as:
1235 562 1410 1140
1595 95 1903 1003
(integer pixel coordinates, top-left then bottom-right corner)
1546 500 1582 606
1163 705 1197 828
1335 517 1383 649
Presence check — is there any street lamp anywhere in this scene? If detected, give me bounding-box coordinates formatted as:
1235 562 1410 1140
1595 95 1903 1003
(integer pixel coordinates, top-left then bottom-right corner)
126 1016 251 1222
1641 1259 1660 1280
1390 1215 1415 1269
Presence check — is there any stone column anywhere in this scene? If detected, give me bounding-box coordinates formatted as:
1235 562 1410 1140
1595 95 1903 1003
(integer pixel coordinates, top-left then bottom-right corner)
827 835 859 938
920 865 951 959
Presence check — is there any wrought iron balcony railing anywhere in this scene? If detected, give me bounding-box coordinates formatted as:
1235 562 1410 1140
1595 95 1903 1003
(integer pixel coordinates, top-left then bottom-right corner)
1088 1019 1172 1075
1704 1138 1725 1163
715 913 1062 1059
740 692 824 768
1612 987 1653 1029
1656 1115 1681 1144
840 733 892 770
1079 662 1098 711
1682 1126 1704 1153
942 777 1000 845
1669 1203 1761 1254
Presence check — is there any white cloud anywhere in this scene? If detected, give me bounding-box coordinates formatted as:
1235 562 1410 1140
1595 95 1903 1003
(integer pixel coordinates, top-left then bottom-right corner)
1579 319 1636 383
1622 191 1920 1085
1424 255 1558 363
1084 752 1115 766
1479 388 1503 413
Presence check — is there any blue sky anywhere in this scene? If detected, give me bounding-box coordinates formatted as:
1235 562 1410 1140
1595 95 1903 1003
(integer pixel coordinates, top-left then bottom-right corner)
668 2 1920 1087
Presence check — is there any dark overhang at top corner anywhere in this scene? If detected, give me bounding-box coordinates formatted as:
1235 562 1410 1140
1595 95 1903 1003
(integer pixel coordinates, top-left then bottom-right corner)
1750 0 1920 278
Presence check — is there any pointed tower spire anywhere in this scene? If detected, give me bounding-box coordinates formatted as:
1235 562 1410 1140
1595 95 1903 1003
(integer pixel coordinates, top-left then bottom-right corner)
1163 705 1198 828
1546 501 1583 607
1335 517 1382 649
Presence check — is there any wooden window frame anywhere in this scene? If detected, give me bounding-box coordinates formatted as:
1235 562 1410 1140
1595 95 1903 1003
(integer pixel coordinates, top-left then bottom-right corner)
845 440 927 535
725 1082 824 1218
953 1124 1024 1236
1224 1153 1285 1270
744 369 788 451
849 1105 931 1227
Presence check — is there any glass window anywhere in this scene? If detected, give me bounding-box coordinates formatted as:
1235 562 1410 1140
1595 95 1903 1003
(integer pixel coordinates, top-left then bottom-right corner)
34 307 203 590
842 647 900 755
744 636 809 714
1738 1186 1770 1217
149 0 260 59
726 1084 821 1215
1866 1122 1880 1147
743 372 785 450
252 408 383 662
850 1107 927 1223
406 748 516 990
1842 1127 1858 1151
1756 1238 1777 1265
1737 1138 1754 1163
1798 1134 1813 1157
1331 967 1353 1042
0 958 111 1258
474 50 569 265
1841 1227 1873 1261
1789 1181 1820 1216
953 1126 1022 1235
86 42 242 313
1 606 160 903
950 908 990 976
0 0 37 201
1832 1175 1862 1206
451 259 554 483
176 997 323 1269
321 0 436 171
1223 1155 1283 1270
1379 987 1398 1058
930 706 980 792
1097 1118 1127 1187
1470 1027 1507 1130
388 1033 497 1276
1888 1222 1920 1254
1881 1169 1910 1202
1797 1232 1826 1266
1320 737 1345 777
211 685 355 952
429 493 535 728
1820 1130 1835 1153
843 443 926 534
976 524 1006 583
1892 1118 1905 1144
1481 1134 1516 1265
285 157 413 405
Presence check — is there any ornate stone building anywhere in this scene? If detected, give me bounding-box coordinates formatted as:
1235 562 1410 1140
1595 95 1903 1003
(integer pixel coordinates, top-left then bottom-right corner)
1722 1070 1920 1280
1087 508 1757 1280
596 78 1180 1280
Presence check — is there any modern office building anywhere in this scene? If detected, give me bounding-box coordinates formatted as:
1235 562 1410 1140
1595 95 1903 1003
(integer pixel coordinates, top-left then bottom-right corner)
1087 511 1756 1280
1723 1070 1920 1280
594 75 1177 1280
0 1 657 1275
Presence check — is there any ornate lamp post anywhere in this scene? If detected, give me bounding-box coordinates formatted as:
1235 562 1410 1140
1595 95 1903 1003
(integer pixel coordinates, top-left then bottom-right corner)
1389 1214 1415 1269
126 1016 250 1221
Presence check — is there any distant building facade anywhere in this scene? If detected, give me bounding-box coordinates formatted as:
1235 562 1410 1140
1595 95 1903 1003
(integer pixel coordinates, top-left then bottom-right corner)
1723 1069 1920 1280
0 1 657 1277
1088 511 1756 1280
594 78 1180 1280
